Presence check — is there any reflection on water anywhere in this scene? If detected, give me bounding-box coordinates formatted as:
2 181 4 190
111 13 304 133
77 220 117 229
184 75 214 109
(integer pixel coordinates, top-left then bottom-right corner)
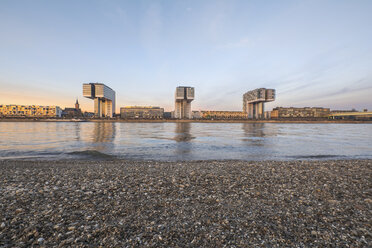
174 123 194 142
92 122 116 143
0 122 371 161
91 123 116 152
73 123 81 142
242 123 266 137
241 123 279 148
242 123 265 147
71 122 117 154
174 123 194 156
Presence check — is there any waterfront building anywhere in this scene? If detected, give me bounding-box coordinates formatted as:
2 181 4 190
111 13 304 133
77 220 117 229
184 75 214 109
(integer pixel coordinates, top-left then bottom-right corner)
120 106 164 119
331 109 357 113
243 88 275 119
174 86 194 119
271 107 330 118
0 105 62 117
62 99 82 118
163 112 172 119
201 111 248 119
83 83 116 118
192 111 202 119
329 110 372 120
83 112 95 118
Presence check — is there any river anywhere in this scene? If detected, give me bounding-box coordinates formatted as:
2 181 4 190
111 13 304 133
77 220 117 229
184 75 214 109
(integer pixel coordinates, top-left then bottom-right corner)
0 122 371 161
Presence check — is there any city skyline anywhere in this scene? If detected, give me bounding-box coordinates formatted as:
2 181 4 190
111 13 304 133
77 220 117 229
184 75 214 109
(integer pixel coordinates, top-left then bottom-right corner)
1 0 372 112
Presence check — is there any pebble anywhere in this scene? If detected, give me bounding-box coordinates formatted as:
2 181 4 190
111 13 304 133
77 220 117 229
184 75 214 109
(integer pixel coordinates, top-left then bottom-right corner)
67 226 75 231
0 159 370 247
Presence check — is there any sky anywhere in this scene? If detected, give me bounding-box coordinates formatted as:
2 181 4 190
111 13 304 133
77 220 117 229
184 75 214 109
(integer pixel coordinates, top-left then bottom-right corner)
0 0 371 112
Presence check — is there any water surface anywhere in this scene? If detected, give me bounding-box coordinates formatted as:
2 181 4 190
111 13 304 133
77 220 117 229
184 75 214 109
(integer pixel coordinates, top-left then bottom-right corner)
0 122 371 161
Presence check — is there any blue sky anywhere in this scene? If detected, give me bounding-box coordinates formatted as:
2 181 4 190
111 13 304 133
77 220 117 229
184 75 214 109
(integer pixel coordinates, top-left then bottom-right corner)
0 0 371 112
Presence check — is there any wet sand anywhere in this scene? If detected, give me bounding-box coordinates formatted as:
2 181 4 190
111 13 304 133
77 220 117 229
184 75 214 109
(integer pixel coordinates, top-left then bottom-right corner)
0 160 371 247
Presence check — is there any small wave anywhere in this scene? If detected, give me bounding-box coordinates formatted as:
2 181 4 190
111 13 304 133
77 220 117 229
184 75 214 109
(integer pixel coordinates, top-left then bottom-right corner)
68 150 115 160
0 155 46 160
288 155 346 159
0 151 64 161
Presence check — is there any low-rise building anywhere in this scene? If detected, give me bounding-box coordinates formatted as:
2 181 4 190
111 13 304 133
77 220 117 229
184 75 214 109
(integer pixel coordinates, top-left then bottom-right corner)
271 107 330 118
329 110 372 120
120 106 164 119
0 105 62 117
264 111 271 119
62 108 82 118
83 112 95 118
192 111 202 119
163 112 172 119
201 111 248 119
62 99 83 118
331 109 357 113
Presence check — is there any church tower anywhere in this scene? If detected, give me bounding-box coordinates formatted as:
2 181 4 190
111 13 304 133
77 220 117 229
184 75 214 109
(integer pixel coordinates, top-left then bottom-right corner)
75 98 80 110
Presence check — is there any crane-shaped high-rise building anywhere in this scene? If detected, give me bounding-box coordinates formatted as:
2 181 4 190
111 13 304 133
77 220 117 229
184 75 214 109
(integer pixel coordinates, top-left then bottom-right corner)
243 88 275 119
174 86 194 119
83 83 116 118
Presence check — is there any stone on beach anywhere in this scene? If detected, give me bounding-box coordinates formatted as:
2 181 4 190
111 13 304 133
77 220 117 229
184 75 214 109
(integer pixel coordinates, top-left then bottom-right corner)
0 159 371 247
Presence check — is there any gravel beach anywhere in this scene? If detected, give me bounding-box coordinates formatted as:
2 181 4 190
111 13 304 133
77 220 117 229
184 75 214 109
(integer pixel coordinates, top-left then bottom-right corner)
0 160 371 247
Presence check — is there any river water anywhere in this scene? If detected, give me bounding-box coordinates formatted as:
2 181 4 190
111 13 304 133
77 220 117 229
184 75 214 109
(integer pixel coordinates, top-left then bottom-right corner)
0 122 371 161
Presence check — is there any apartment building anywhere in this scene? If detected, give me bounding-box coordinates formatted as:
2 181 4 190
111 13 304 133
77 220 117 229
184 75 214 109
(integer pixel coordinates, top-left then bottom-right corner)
0 105 62 117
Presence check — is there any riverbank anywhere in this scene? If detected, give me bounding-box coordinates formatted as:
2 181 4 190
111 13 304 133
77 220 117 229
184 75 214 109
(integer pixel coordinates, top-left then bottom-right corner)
0 118 371 123
0 160 371 247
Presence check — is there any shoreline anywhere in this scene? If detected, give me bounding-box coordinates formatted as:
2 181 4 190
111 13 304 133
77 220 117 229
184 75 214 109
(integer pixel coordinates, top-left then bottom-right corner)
1 157 372 162
1 159 371 246
0 118 371 124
